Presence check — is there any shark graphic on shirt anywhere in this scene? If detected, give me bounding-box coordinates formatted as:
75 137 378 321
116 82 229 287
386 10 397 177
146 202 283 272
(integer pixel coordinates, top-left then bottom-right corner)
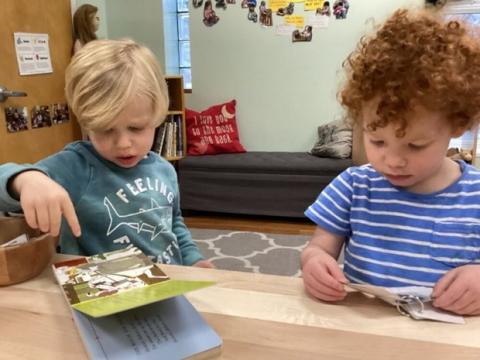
103 197 172 241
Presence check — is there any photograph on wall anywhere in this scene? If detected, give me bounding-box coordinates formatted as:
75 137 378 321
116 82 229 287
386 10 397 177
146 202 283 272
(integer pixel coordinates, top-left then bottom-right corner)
5 106 28 133
316 1 331 16
247 3 258 23
203 0 220 26
51 103 70 124
259 1 273 26
292 25 313 42
31 105 52 129
333 0 349 19
277 2 294 16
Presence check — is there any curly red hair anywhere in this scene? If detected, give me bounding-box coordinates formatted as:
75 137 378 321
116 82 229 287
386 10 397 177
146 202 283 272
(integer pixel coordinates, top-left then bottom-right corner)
340 9 480 136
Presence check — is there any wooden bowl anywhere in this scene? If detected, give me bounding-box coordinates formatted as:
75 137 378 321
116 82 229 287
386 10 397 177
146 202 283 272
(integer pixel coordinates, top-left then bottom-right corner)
0 217 57 286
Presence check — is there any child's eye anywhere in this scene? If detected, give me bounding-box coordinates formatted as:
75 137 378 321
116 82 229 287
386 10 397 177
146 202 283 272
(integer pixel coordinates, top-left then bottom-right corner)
369 140 384 147
129 127 144 132
408 143 427 150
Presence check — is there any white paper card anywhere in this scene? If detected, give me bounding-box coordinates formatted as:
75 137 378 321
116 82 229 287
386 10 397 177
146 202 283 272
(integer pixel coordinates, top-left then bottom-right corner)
14 32 53 75
309 14 329 28
275 24 297 36
1 233 28 248
347 283 465 324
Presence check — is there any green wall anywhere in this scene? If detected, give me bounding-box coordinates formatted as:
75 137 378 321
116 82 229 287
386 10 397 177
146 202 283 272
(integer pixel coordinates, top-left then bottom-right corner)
73 0 424 152
74 0 166 71
187 0 423 151
104 0 165 71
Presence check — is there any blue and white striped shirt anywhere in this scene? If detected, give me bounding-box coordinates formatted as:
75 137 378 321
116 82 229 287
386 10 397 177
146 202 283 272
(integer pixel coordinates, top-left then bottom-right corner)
305 161 480 287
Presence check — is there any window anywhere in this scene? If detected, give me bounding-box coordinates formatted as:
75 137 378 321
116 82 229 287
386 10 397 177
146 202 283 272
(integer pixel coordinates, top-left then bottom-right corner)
163 1 192 91
444 3 480 163
177 0 192 90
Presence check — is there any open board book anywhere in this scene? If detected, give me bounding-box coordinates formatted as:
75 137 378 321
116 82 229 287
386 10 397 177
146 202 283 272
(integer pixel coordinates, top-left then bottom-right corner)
52 246 222 359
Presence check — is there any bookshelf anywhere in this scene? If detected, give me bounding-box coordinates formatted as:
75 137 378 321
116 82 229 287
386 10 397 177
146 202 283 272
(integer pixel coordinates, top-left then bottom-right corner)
152 75 187 161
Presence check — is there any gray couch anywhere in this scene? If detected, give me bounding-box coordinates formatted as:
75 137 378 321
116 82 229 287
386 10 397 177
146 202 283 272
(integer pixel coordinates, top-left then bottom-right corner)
178 152 351 218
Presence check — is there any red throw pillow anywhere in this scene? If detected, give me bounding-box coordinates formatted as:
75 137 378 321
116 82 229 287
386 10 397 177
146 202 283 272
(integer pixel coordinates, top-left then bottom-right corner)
185 100 246 155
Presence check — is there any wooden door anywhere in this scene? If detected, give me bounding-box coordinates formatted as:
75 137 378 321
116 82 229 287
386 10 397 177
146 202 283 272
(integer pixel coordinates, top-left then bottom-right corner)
0 0 81 164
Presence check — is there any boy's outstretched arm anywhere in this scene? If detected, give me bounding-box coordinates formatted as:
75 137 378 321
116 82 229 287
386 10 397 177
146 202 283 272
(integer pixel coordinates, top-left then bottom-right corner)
9 170 81 237
432 265 480 315
301 226 347 302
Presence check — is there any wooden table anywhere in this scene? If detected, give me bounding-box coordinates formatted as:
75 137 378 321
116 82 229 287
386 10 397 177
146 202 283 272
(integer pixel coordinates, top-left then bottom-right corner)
1 256 480 360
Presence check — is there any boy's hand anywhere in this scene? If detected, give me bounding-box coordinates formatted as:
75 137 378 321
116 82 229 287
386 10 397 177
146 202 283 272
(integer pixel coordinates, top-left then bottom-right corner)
432 265 480 315
12 170 81 237
302 248 348 302
192 259 216 268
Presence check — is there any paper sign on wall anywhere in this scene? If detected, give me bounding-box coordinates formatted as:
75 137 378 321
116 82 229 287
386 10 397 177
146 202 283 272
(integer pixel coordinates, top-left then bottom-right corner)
269 0 288 12
14 32 53 76
275 23 297 36
284 15 305 28
304 0 324 11
310 14 330 28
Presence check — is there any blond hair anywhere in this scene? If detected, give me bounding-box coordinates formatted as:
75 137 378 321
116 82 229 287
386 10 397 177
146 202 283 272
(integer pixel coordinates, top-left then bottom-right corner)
65 39 169 131
340 9 480 136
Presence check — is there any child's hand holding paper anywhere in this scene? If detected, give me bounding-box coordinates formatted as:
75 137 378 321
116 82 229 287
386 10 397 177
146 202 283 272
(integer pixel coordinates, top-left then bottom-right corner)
432 265 480 316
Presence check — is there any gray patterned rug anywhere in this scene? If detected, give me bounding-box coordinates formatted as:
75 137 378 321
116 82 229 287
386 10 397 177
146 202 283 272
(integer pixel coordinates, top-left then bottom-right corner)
190 228 311 277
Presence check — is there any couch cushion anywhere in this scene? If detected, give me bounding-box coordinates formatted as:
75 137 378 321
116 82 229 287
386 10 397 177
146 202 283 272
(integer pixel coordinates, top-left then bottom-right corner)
178 152 351 176
310 119 352 159
185 100 246 156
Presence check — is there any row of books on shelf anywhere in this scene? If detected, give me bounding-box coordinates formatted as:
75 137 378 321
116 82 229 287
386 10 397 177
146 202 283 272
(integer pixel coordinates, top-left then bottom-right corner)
153 114 184 159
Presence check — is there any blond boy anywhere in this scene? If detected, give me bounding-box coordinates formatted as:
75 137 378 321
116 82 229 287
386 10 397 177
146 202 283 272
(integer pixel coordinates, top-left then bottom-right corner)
0 39 212 268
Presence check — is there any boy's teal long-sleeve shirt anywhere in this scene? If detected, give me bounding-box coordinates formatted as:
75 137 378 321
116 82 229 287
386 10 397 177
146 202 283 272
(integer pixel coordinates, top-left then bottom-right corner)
0 141 203 266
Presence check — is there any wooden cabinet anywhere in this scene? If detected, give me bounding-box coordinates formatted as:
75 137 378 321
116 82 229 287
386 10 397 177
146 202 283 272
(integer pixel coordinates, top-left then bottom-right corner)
152 75 187 161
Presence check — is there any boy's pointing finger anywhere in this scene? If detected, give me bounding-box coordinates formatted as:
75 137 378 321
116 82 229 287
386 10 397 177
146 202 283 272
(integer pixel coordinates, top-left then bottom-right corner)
62 198 81 237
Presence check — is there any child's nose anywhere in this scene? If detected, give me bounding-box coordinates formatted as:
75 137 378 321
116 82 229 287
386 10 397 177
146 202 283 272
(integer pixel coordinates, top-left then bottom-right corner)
385 152 407 168
116 132 132 148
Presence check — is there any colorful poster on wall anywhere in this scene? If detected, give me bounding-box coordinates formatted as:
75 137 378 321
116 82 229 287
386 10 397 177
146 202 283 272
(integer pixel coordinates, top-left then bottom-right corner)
304 0 323 11
284 15 305 28
268 0 288 12
14 33 53 76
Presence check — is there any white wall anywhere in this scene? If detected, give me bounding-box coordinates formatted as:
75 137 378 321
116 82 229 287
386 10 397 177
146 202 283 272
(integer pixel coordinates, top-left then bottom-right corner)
187 0 423 151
